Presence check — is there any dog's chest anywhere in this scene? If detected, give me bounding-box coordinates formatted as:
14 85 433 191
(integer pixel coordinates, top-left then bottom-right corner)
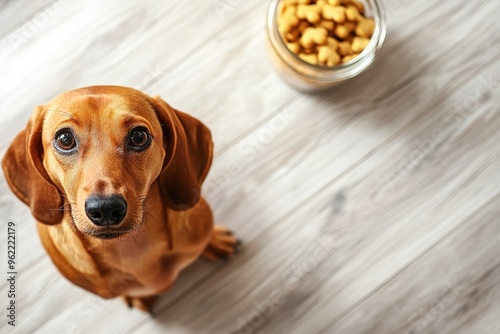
91 230 180 296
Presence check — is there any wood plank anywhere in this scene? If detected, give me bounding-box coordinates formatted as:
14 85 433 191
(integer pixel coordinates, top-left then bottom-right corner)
0 0 57 38
324 196 500 334
258 86 500 334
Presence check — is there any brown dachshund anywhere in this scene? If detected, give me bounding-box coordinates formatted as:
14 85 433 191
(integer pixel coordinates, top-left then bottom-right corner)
2 86 239 312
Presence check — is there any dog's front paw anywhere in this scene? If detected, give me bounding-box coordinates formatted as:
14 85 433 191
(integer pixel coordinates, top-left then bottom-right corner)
122 295 157 314
202 225 241 262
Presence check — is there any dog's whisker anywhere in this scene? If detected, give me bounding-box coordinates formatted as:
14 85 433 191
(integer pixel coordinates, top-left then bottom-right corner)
46 109 75 120
130 233 142 249
49 201 77 211
140 207 156 237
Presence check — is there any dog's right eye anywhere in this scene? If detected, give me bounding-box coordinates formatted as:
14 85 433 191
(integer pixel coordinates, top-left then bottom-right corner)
127 127 151 151
54 130 76 153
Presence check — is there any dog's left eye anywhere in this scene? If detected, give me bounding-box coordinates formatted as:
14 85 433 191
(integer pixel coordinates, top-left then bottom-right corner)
128 127 151 151
54 129 77 153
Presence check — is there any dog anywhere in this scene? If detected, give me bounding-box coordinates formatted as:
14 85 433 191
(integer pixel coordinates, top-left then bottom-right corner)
2 86 239 312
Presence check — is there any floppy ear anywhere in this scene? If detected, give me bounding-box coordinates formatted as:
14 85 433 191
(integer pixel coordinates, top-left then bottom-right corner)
1 106 63 224
149 96 213 211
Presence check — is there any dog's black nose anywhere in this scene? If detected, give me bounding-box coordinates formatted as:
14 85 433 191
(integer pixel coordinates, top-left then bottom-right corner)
85 195 127 226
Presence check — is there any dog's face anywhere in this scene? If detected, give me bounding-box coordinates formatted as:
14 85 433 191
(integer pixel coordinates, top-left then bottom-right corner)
2 86 213 238
42 89 165 238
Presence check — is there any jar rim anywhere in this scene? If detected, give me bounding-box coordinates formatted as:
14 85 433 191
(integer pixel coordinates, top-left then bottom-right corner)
267 0 387 83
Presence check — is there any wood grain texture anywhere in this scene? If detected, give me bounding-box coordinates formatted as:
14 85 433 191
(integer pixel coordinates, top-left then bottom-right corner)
0 0 498 333
326 196 500 334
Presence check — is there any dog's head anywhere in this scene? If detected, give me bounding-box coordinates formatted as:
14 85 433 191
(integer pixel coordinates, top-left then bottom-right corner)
2 86 212 239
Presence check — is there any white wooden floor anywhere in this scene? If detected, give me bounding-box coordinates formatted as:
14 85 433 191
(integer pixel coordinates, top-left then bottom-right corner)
0 1 499 333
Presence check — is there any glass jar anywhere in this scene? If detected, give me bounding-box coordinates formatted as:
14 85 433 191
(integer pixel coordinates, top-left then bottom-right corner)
266 0 387 92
